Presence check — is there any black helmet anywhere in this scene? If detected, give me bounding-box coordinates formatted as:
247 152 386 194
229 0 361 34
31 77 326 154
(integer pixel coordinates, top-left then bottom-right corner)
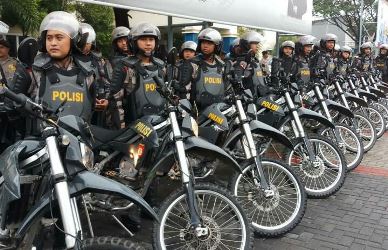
239 30 262 52
197 28 223 55
130 22 161 56
179 41 197 58
39 11 83 53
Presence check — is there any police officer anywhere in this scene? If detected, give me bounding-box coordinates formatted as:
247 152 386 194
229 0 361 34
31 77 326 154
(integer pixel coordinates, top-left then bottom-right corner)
80 23 110 126
294 35 315 89
110 22 166 128
238 30 269 99
110 26 131 67
173 41 197 99
223 38 240 62
271 40 296 88
184 28 226 111
0 29 17 152
260 49 272 76
310 33 338 81
337 45 353 77
11 11 97 125
352 42 374 73
179 41 197 60
375 44 388 83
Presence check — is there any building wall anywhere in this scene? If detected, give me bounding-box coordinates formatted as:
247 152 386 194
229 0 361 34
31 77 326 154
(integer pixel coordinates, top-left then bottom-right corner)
312 20 355 47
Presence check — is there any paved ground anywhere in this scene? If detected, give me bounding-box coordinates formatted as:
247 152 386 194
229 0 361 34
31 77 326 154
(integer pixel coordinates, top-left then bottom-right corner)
256 133 388 250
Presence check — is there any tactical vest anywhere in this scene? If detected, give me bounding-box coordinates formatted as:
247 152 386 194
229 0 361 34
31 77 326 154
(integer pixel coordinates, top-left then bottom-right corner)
122 57 166 120
326 54 336 79
193 59 225 109
375 56 386 73
296 56 311 85
361 56 372 72
337 59 350 77
34 54 94 122
250 61 269 98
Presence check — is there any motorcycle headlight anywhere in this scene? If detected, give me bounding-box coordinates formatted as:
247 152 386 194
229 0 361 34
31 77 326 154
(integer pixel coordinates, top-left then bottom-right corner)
191 117 199 137
80 142 94 170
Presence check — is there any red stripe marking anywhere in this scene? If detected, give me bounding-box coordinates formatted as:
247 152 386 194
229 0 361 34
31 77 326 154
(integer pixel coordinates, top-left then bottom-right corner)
353 165 388 177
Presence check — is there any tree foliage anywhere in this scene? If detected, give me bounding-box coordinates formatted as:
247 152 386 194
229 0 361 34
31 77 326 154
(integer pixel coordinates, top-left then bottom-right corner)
313 0 378 43
0 0 114 56
0 0 46 36
76 3 114 57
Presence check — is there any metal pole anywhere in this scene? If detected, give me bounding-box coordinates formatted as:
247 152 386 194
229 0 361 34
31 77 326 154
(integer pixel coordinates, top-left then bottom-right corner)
167 16 173 50
275 32 279 57
358 0 364 50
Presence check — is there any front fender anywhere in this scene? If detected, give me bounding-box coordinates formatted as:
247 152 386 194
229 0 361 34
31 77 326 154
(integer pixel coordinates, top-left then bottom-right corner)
324 99 354 118
369 87 386 98
149 136 242 175
376 83 388 93
358 89 378 101
343 92 368 107
16 171 158 238
298 107 335 128
223 120 294 150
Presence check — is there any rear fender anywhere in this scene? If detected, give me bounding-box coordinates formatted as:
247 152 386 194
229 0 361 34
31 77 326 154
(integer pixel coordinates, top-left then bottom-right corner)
15 171 158 238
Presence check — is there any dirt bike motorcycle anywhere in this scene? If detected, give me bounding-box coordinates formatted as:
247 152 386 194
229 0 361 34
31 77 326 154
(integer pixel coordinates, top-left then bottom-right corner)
256 74 347 198
194 53 306 237
301 78 364 171
88 48 254 249
0 86 159 250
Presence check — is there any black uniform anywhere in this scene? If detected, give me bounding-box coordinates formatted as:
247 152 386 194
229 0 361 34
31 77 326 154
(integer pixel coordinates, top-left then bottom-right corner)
309 49 337 81
11 53 96 128
375 54 388 83
190 55 226 111
110 55 166 125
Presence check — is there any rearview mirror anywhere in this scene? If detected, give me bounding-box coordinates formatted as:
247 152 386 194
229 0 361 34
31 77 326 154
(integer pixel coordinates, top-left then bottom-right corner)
18 37 38 67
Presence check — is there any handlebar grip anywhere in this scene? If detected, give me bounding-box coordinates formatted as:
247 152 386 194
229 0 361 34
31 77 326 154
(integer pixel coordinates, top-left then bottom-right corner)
0 86 27 106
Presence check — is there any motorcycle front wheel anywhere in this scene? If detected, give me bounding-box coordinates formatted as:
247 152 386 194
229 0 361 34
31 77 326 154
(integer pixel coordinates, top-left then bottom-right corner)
153 183 253 250
230 159 306 237
287 135 346 198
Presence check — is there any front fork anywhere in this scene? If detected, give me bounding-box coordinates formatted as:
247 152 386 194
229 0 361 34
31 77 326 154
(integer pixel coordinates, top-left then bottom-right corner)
284 92 317 162
44 127 82 249
235 100 272 194
314 86 344 149
169 111 203 235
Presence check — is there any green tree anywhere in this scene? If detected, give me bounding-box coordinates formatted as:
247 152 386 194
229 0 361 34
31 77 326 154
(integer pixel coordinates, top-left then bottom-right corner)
314 0 378 43
76 3 114 57
0 0 46 36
